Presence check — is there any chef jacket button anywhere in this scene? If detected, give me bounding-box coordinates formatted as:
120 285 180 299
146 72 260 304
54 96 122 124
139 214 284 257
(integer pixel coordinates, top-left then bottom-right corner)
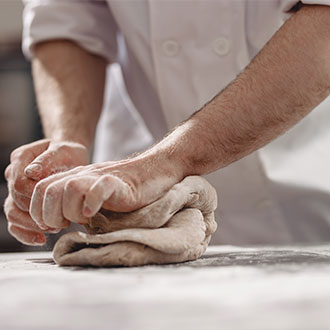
162 40 180 57
212 37 230 57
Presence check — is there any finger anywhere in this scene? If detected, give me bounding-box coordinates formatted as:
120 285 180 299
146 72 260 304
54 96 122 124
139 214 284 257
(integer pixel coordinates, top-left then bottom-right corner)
82 175 120 217
7 140 50 210
24 142 88 180
24 150 60 181
10 172 37 204
42 178 71 229
29 181 48 231
62 176 96 224
8 224 46 246
4 164 11 180
8 139 50 188
29 170 84 229
9 139 50 163
10 190 31 212
29 172 69 230
9 140 50 191
4 196 43 232
4 195 59 236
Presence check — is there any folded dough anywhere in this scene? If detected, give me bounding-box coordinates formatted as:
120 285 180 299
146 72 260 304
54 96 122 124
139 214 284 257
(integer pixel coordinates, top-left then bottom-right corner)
53 176 218 267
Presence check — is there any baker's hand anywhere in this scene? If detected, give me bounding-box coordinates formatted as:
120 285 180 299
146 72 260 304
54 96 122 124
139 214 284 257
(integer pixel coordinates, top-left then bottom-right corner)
3 195 58 245
29 156 181 229
4 139 89 245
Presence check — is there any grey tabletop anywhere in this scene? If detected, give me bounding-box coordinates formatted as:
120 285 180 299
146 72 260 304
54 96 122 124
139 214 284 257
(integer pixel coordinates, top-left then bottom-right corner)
1 244 330 330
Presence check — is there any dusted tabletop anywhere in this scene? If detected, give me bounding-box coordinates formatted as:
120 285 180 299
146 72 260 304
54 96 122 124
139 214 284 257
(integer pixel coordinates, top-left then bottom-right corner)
1 245 330 330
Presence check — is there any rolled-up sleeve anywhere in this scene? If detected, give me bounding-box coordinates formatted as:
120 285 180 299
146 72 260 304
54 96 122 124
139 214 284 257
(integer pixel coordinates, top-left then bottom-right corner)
281 0 330 12
22 0 118 62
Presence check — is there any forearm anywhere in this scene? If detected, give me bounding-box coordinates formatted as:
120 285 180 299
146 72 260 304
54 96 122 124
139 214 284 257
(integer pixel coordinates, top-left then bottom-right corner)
144 5 330 178
32 40 107 150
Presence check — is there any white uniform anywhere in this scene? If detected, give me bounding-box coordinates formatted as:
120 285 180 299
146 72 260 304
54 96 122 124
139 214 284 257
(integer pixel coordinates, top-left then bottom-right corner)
22 0 330 244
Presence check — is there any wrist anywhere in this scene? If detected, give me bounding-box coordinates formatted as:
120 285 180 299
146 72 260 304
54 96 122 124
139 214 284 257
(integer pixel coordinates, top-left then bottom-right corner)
142 122 205 179
137 145 186 184
46 130 91 150
48 140 90 164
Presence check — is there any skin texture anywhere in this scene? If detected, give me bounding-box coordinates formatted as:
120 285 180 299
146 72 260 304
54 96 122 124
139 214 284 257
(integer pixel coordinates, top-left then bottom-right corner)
4 41 106 245
4 5 330 244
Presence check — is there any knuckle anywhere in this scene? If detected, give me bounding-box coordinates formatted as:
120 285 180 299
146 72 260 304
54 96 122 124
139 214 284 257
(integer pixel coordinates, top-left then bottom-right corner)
34 180 46 195
9 149 20 162
3 196 12 212
4 164 11 180
4 202 15 220
103 174 115 184
11 191 30 212
7 222 14 234
10 147 26 162
7 222 17 236
6 207 17 221
45 184 60 198
12 175 32 195
65 179 81 194
58 144 71 154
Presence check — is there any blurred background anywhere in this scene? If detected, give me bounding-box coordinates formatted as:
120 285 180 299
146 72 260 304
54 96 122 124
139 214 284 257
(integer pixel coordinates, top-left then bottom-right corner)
0 1 43 252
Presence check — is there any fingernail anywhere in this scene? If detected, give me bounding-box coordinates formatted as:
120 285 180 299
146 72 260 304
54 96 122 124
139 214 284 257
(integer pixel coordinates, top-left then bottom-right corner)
25 164 42 178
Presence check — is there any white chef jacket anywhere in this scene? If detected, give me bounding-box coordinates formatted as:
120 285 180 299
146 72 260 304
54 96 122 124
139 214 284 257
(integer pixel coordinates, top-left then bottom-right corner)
22 0 330 245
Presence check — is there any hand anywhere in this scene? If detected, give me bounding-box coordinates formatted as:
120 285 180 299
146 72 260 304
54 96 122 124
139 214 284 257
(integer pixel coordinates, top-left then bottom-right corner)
4 195 59 246
29 155 182 229
4 139 89 245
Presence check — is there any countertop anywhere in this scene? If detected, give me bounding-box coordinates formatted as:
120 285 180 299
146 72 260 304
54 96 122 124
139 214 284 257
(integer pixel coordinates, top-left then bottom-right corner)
1 244 330 330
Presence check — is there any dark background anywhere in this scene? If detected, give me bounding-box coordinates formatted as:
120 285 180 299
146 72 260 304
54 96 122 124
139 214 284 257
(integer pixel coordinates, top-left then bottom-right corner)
0 1 45 252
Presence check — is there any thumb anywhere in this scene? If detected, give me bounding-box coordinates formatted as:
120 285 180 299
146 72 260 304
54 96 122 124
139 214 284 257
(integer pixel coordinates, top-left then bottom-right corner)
24 146 67 180
24 142 89 181
24 162 44 180
24 150 54 180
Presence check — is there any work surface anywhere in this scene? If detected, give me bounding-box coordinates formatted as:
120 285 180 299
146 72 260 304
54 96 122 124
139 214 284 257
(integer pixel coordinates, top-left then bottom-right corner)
1 245 330 330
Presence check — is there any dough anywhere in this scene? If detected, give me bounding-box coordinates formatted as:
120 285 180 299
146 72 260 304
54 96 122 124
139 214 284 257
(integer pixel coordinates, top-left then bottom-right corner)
53 176 218 267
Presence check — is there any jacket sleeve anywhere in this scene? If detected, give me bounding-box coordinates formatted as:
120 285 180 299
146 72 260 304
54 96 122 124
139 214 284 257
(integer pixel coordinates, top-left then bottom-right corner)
22 0 118 62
